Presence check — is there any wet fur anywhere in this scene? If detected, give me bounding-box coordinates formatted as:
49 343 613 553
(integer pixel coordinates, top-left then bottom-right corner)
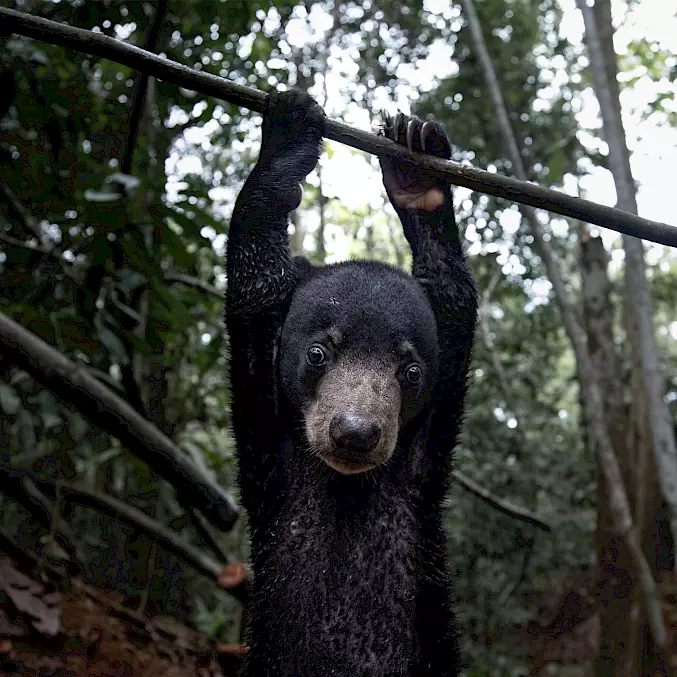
225 91 477 677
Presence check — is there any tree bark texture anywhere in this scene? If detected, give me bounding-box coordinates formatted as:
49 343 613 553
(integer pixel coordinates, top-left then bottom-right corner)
581 234 633 677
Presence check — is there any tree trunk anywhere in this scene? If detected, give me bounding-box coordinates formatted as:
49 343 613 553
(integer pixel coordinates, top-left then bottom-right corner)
580 234 633 677
316 164 327 263
576 0 677 568
460 0 667 647
289 210 305 256
625 281 673 676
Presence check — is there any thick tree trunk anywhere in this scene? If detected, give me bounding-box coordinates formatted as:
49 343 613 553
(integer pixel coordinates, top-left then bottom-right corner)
576 0 677 564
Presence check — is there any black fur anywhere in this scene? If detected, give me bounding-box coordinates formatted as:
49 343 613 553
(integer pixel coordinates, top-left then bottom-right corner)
225 91 477 677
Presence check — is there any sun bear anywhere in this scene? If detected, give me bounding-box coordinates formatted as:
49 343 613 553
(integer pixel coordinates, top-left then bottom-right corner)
225 90 477 677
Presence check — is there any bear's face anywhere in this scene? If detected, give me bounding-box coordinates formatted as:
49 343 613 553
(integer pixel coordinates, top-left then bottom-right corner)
280 262 439 475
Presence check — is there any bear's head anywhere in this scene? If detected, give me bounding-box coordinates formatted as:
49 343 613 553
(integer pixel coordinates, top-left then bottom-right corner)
280 261 439 475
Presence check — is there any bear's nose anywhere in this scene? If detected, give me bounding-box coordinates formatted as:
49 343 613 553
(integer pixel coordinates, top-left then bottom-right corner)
329 413 381 458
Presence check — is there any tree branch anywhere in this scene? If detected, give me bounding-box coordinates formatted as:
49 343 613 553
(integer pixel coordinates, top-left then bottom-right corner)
1 7 676 247
0 466 79 566
451 470 552 532
0 466 249 603
0 311 238 532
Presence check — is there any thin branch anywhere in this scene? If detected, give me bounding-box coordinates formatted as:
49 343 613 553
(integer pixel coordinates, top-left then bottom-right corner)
0 311 238 532
0 231 50 255
1 7 676 247
478 269 517 415
0 214 81 283
497 542 532 607
0 466 79 564
186 504 232 566
450 470 552 532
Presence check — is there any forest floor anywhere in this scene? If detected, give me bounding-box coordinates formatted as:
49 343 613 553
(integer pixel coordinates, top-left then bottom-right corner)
0 560 245 677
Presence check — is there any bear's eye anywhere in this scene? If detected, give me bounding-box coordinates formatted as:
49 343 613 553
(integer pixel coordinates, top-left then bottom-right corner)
405 364 422 385
306 345 327 367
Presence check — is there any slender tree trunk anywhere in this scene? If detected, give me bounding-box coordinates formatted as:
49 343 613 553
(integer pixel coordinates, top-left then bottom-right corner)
625 280 673 676
580 234 633 677
289 210 305 256
365 204 374 257
576 0 677 566
316 164 327 263
460 0 667 647
386 212 405 268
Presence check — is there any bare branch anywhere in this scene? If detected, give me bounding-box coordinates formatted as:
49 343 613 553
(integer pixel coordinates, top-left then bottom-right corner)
1 7 676 247
0 311 238 531
0 231 50 255
451 470 552 532
0 466 79 564
478 270 518 417
186 504 232 566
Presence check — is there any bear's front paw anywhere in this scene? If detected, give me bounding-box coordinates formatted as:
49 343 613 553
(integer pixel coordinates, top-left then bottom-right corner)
379 113 452 211
257 90 325 181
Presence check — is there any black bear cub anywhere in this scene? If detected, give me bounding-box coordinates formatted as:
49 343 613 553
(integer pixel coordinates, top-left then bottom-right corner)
226 90 477 677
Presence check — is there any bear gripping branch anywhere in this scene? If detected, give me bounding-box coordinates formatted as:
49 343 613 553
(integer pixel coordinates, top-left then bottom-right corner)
1 6 677 247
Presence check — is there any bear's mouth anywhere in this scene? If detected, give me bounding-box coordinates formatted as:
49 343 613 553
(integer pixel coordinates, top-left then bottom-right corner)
320 455 377 475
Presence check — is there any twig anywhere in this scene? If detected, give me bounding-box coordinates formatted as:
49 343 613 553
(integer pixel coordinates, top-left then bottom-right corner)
451 469 552 532
0 231 48 254
478 269 518 416
12 472 78 562
1 7 676 246
0 310 238 531
0 467 249 602
0 221 80 283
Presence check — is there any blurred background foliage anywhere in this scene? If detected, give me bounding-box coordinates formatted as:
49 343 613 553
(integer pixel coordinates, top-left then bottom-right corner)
1 0 676 674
